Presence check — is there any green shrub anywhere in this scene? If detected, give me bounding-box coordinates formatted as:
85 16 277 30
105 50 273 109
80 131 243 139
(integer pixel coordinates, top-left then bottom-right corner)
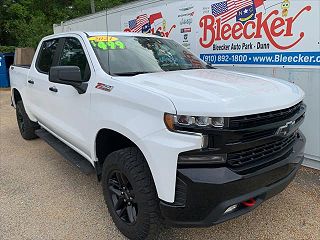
0 46 16 53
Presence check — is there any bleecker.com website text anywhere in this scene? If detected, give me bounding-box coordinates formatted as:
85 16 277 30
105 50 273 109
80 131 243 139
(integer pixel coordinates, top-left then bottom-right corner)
201 52 320 66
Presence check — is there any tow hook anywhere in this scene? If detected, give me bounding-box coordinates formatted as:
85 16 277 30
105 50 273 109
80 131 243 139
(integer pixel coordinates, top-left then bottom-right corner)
241 198 256 207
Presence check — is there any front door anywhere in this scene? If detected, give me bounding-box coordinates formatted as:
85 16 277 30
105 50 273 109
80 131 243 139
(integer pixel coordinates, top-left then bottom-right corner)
42 36 94 158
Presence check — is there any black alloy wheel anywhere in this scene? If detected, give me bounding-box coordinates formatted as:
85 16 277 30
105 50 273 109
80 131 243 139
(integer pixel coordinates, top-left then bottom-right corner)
108 170 138 224
102 147 162 240
15 101 39 140
16 107 25 133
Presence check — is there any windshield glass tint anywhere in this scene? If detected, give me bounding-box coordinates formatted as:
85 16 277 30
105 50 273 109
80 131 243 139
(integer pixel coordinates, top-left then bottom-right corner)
89 36 207 76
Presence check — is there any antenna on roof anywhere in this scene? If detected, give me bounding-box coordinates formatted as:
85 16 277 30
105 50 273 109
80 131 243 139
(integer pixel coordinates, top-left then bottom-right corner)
90 0 96 14
106 2 110 75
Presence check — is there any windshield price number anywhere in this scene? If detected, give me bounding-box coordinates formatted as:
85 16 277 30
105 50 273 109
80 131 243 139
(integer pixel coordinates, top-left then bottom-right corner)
90 40 126 50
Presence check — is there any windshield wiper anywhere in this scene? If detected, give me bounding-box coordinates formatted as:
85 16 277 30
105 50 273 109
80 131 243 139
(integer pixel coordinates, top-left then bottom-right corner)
112 71 154 76
206 64 216 69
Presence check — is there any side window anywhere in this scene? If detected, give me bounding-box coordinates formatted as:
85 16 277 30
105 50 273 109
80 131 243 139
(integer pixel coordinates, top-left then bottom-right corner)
37 39 59 73
59 38 91 81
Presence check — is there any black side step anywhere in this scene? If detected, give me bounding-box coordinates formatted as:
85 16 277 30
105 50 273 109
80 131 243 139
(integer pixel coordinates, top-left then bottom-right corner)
35 128 95 175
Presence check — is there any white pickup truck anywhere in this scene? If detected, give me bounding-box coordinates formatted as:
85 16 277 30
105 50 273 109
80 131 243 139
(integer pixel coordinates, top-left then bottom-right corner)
10 32 306 240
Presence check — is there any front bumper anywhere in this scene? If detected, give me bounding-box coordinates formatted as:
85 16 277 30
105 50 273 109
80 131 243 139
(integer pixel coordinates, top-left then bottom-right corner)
160 132 305 227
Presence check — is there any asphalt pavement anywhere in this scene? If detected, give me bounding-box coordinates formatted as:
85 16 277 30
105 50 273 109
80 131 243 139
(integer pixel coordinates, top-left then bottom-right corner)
0 89 319 240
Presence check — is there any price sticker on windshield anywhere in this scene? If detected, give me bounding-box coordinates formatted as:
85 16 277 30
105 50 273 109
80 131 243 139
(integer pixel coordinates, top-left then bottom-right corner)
88 36 118 42
89 36 126 50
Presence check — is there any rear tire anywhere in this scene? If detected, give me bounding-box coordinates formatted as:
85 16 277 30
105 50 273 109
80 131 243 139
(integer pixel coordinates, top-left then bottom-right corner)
102 147 162 240
16 101 39 140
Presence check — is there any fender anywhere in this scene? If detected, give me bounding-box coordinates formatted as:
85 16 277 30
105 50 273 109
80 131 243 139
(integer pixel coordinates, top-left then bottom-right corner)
11 88 38 122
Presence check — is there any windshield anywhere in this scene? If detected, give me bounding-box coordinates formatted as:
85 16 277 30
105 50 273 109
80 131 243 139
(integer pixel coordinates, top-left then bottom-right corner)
88 35 209 76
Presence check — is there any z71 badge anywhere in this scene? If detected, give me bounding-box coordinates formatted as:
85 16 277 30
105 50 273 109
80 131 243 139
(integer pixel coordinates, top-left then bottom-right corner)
95 83 113 92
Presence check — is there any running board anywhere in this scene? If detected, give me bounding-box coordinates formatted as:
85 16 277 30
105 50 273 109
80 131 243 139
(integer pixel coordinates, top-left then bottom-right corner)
35 128 95 175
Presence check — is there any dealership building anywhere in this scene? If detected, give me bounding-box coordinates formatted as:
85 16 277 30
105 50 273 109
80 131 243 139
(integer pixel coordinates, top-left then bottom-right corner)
54 0 320 169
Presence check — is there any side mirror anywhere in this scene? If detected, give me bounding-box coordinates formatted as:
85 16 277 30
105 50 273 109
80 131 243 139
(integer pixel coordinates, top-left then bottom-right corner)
49 66 88 94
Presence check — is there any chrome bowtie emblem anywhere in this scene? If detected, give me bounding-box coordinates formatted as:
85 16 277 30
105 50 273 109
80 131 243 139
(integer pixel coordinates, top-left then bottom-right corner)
275 120 295 137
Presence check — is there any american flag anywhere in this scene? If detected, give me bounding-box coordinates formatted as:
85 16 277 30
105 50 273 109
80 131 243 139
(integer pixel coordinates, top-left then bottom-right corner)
128 14 149 32
212 0 253 24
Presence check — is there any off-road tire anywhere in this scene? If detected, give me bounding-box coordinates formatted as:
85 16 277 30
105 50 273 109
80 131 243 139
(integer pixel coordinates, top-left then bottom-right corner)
16 101 39 140
102 147 162 240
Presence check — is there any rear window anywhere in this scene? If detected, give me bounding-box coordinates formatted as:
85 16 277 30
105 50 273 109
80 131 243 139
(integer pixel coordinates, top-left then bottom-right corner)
36 39 59 73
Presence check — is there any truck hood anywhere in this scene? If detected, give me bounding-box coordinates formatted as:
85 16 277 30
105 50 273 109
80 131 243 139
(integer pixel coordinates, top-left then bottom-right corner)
115 69 304 117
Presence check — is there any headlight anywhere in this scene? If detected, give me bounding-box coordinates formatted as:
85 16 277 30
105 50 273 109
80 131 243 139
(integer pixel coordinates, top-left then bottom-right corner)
195 116 210 126
177 115 193 125
164 113 225 131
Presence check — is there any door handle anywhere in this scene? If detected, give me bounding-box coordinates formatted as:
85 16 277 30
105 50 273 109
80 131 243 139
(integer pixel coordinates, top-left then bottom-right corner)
49 86 58 92
27 79 34 84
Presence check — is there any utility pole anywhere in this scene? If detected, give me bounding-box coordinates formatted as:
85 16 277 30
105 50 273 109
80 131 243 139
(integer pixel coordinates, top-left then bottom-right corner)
90 0 96 14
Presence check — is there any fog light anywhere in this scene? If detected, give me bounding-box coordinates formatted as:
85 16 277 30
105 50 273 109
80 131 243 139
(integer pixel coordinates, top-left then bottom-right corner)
224 204 238 214
178 154 226 165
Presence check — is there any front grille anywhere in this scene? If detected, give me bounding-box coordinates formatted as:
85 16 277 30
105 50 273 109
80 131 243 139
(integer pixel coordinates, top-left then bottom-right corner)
241 129 277 142
229 102 303 129
227 133 297 169
226 128 276 144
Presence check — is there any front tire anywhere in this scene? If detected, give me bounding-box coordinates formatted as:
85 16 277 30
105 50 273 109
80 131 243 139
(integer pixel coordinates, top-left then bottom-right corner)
16 101 39 140
102 147 162 240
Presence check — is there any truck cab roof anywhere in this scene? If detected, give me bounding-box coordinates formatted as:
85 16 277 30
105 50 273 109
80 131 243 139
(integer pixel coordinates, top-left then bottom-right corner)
43 31 165 41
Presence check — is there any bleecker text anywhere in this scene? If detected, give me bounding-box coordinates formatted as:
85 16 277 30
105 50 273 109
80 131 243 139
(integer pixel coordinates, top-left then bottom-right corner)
199 6 311 50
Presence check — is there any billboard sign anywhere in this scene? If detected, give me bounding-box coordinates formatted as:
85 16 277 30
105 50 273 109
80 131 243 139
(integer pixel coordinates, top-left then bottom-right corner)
121 0 320 67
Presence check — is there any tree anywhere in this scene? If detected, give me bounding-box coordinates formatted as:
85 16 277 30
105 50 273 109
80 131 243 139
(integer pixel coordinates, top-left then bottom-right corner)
0 0 138 48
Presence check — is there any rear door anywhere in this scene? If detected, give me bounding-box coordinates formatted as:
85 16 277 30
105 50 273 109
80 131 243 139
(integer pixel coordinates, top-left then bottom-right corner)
43 36 94 157
27 38 61 123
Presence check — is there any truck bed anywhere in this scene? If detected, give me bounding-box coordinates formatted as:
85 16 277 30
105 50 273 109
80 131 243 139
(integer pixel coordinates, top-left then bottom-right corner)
12 64 31 69
9 65 30 93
